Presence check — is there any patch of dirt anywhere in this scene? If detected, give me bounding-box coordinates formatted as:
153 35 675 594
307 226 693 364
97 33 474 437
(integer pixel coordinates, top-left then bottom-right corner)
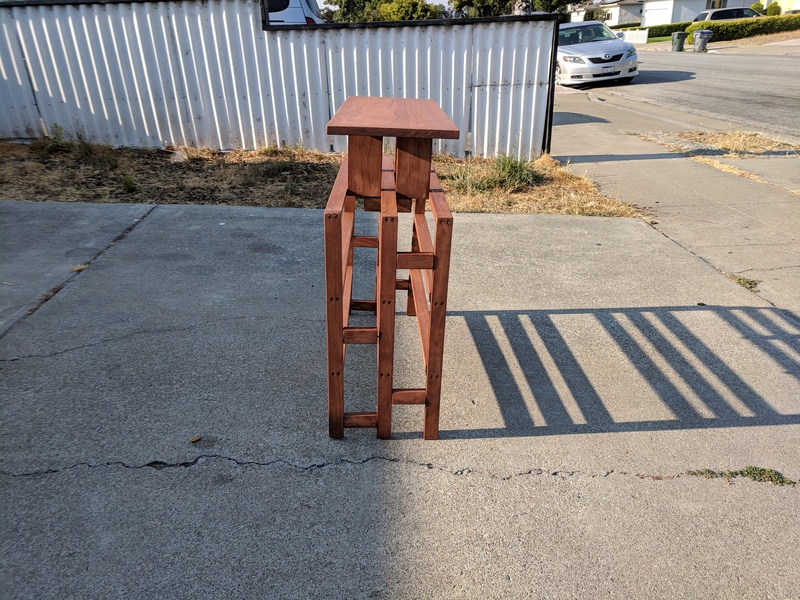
0 139 643 218
0 140 341 208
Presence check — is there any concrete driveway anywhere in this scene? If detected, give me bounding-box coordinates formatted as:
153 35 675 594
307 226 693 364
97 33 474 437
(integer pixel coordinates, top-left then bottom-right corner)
2 197 798 598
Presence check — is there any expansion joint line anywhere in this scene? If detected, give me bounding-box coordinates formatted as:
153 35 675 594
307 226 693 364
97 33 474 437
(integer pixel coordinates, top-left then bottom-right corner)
0 206 158 341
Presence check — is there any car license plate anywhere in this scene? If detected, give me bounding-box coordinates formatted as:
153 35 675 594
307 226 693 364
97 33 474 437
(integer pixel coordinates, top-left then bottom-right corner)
602 66 615 75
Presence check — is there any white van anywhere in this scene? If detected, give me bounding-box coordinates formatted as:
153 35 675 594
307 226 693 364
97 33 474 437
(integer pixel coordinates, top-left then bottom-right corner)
264 0 326 25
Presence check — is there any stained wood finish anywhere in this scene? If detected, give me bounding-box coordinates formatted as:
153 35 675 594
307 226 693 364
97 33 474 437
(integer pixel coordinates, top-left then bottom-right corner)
396 137 433 201
423 190 453 440
327 96 459 139
354 236 378 248
348 135 382 198
364 197 411 213
324 165 347 439
343 327 379 344
351 300 377 312
376 171 398 440
344 412 378 427
392 389 427 405
325 97 457 440
397 251 434 270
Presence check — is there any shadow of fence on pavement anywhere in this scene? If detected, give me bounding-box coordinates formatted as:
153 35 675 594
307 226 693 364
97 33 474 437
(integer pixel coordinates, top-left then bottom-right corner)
440 305 800 439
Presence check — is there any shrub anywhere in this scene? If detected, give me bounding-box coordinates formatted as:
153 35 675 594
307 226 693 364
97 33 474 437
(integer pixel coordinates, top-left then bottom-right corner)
686 14 800 41
646 21 692 37
610 21 641 29
750 1 764 11
766 2 782 15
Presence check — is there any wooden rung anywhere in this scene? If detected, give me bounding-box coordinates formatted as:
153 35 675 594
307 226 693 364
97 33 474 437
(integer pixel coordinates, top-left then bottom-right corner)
355 236 378 248
343 327 378 344
397 197 413 212
363 196 411 213
392 389 427 404
351 300 376 312
397 252 435 270
344 412 378 427
396 279 410 290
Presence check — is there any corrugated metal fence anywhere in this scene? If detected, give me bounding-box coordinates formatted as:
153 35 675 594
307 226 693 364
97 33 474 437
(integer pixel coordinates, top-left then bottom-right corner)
0 1 557 157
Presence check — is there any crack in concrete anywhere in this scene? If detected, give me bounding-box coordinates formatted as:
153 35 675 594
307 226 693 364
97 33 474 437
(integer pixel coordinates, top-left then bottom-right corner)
6 455 793 489
737 264 800 274
1 456 311 477
0 456 687 485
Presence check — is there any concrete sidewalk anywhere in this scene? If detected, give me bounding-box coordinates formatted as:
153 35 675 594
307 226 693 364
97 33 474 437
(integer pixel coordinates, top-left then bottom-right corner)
2 198 799 598
551 91 800 319
639 35 800 56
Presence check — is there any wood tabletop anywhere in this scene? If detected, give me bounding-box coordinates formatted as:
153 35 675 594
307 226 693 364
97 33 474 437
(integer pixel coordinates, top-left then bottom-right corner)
327 96 459 139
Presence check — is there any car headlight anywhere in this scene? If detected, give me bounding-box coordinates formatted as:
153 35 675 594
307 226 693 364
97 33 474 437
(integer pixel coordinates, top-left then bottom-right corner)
562 56 585 64
626 47 637 59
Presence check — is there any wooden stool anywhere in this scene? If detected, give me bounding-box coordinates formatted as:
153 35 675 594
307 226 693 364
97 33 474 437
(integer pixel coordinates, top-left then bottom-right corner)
324 97 459 440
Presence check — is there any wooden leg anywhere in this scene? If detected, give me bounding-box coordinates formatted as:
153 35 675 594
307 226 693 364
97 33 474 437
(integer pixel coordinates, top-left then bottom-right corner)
376 173 398 439
324 211 345 439
423 205 453 440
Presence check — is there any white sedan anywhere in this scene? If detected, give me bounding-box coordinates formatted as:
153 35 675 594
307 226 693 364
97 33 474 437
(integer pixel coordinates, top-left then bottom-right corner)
556 21 639 87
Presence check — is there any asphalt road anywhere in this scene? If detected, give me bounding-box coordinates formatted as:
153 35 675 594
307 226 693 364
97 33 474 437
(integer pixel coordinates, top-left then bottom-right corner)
582 51 800 140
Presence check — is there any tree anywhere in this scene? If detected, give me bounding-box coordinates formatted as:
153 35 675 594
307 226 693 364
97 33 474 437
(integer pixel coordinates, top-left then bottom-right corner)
378 0 448 20
584 7 609 21
326 0 447 21
451 0 570 17
451 0 510 17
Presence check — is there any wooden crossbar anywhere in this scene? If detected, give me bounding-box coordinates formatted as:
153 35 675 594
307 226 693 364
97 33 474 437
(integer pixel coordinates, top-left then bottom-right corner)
392 388 427 405
343 327 378 344
397 252 435 270
344 412 378 427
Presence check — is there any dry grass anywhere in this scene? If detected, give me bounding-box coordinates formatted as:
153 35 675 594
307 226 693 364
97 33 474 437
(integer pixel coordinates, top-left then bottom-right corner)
691 156 767 181
0 138 641 218
672 131 799 158
434 154 642 217
641 131 799 159
0 140 341 207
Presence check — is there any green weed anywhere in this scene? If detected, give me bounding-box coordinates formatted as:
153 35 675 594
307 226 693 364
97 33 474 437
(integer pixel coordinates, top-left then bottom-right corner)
686 466 796 486
120 174 138 193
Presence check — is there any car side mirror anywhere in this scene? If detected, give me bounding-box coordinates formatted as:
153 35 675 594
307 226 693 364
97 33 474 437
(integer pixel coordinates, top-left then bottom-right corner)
616 32 625 38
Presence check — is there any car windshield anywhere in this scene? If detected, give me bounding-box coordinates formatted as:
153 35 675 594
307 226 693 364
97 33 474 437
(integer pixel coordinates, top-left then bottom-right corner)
559 24 618 46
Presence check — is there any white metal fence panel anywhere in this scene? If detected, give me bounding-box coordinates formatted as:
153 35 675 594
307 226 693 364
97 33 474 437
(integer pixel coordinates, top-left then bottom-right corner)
0 1 557 158
0 13 41 138
622 29 649 44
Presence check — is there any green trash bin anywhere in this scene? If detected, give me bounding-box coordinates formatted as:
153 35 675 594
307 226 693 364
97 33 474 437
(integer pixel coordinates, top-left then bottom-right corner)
671 31 688 52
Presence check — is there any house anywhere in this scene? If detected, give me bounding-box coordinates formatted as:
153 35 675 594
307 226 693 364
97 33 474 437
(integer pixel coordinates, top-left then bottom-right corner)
570 0 644 25
639 0 792 26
